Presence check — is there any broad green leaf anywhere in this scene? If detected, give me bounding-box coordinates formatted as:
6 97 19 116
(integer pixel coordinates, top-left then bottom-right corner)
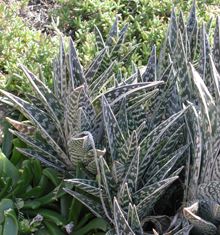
64 188 104 218
0 150 19 184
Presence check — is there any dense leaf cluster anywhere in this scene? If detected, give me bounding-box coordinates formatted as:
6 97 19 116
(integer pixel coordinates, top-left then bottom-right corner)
1 1 220 235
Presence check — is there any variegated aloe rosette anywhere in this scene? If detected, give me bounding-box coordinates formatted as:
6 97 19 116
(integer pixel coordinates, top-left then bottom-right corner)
0 19 188 234
0 20 151 174
62 22 189 235
160 1 220 234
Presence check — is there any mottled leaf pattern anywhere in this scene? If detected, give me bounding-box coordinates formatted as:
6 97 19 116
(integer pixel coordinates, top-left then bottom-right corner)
69 39 86 87
137 177 178 219
130 205 144 235
16 148 66 171
68 134 93 167
97 81 163 105
99 156 114 211
64 188 104 218
183 202 217 235
118 183 132 211
146 146 187 185
139 108 188 179
4 10 220 235
94 26 106 51
142 45 157 82
20 65 63 122
90 61 116 96
133 177 178 204
65 179 101 198
168 8 178 52
53 39 66 100
119 130 138 165
113 198 135 235
187 0 198 58
197 182 220 204
199 24 212 92
111 23 128 59
121 147 140 193
102 96 125 161
116 97 129 139
0 89 70 166
106 17 118 47
85 48 107 82
10 129 59 160
175 32 192 103
213 17 220 73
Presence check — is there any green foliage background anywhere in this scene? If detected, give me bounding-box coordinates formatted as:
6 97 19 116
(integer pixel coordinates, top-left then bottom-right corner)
52 0 220 66
0 2 59 92
0 0 219 91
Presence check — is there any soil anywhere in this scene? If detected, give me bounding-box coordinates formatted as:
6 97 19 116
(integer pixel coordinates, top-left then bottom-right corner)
19 0 60 34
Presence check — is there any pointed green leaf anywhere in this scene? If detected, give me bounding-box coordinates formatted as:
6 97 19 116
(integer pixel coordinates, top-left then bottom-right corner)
64 188 104 218
113 198 135 235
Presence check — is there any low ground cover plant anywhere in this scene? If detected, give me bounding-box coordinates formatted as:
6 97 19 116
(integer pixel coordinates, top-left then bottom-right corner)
1 0 220 95
0 2 59 93
52 0 220 67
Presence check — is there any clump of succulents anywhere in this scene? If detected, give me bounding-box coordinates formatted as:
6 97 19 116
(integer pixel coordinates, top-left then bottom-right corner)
157 1 220 234
1 1 220 235
0 19 153 176
0 15 189 235
65 94 188 234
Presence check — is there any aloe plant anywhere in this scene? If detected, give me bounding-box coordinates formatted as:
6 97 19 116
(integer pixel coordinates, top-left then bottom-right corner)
0 123 109 235
181 33 220 235
62 22 190 234
0 16 190 234
154 2 220 234
65 94 188 234
73 2 220 234
3 3 220 234
0 20 160 176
